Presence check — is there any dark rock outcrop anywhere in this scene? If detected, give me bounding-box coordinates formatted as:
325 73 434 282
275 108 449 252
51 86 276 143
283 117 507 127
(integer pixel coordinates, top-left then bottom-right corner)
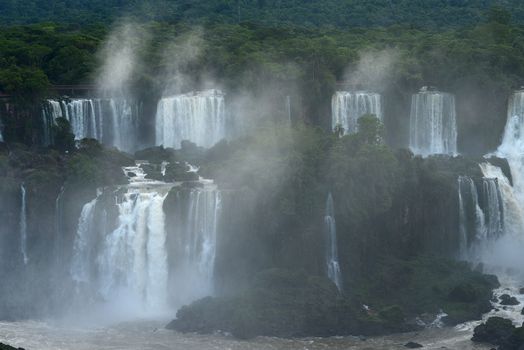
472 317 515 345
500 294 520 306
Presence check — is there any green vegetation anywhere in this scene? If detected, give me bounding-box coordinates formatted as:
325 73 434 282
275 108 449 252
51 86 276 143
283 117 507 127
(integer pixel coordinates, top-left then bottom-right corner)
170 257 497 339
1 6 524 151
2 0 524 29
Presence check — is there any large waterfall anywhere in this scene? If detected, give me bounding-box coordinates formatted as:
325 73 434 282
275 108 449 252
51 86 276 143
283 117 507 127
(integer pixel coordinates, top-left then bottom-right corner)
457 173 505 260
458 90 524 267
42 98 140 153
69 163 222 316
409 88 457 156
155 90 226 149
324 193 342 292
331 91 382 135
19 184 28 265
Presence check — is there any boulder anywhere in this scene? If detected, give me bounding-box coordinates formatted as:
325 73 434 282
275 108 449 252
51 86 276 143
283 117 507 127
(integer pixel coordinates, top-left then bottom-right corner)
0 343 25 350
404 342 423 348
500 294 520 306
472 317 515 345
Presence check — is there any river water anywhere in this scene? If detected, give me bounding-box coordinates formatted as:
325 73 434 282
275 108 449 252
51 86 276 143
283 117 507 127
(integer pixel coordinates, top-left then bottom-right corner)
0 319 492 350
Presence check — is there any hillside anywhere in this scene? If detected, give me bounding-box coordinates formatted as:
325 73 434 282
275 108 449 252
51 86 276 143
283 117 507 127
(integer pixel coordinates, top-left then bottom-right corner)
2 0 524 29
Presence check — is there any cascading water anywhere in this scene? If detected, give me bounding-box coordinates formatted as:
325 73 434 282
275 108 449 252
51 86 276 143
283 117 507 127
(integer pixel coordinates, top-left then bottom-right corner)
168 188 222 307
155 89 226 149
331 91 382 135
19 184 28 265
286 95 292 125
69 162 222 317
457 173 506 260
71 198 98 285
457 176 485 259
409 88 457 156
54 187 65 267
481 177 504 239
324 193 342 292
42 98 140 153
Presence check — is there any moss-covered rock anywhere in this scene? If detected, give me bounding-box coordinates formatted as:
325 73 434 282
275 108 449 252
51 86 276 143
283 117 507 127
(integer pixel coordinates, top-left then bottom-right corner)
168 258 495 339
472 317 515 344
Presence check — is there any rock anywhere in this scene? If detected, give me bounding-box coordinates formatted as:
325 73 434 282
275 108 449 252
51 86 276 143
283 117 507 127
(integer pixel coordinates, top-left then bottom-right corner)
521 307 524 315
127 172 136 177
404 342 423 348
519 288 524 295
472 317 515 345
500 294 520 306
0 343 25 350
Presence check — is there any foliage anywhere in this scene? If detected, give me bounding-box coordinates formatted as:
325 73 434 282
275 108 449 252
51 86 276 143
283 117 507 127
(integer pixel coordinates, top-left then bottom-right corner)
2 0 524 30
170 256 497 339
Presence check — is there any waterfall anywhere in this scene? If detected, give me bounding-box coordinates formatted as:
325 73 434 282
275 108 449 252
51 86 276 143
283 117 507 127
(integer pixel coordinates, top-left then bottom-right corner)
42 98 139 153
285 95 292 125
97 190 169 311
169 188 222 307
54 187 65 267
70 198 98 284
19 184 28 265
331 91 382 135
324 193 342 292
155 89 226 149
457 177 468 257
457 176 486 258
457 172 507 260
475 163 524 267
69 165 222 315
481 178 504 239
409 88 457 156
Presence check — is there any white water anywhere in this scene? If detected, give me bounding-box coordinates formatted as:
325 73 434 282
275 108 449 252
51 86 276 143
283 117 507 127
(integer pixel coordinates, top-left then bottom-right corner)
54 187 65 267
331 91 382 135
409 88 457 156
42 98 139 153
67 161 222 321
0 319 493 350
451 90 524 332
155 89 226 149
325 193 342 292
19 184 28 265
458 172 509 261
169 188 222 308
458 176 485 258
286 95 292 125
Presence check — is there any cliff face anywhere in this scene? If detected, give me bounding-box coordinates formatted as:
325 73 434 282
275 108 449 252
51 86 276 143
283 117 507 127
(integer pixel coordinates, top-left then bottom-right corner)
0 124 508 326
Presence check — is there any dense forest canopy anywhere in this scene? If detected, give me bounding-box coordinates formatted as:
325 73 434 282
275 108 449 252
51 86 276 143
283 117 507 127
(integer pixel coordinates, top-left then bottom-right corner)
2 0 524 29
1 5 523 153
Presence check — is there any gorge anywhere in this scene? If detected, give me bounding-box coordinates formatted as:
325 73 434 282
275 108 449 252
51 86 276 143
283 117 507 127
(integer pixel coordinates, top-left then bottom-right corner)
2 5 524 349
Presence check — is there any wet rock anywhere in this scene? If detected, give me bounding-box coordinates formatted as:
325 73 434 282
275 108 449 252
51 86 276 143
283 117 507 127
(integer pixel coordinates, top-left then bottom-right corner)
521 307 524 315
519 288 524 294
127 172 136 177
404 342 423 348
500 294 520 306
0 343 25 350
472 317 515 345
